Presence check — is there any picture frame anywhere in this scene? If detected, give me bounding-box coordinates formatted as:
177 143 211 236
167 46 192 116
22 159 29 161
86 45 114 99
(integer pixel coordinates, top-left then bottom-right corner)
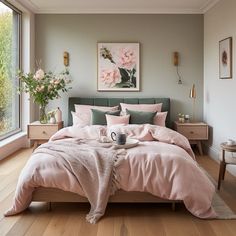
219 37 232 79
97 42 140 91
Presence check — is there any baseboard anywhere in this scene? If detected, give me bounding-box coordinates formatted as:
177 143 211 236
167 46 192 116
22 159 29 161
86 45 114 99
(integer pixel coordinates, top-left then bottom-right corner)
205 144 219 163
0 132 28 161
204 143 236 177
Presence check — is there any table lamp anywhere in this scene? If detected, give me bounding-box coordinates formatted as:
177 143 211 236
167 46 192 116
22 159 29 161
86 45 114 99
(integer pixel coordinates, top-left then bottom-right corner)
189 84 196 122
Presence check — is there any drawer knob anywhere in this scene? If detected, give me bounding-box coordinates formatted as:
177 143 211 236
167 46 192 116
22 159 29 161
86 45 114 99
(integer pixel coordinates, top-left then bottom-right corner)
190 131 194 134
42 131 47 134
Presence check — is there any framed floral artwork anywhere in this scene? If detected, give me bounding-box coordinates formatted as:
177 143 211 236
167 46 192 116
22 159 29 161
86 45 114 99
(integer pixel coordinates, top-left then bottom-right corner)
219 37 232 79
97 42 140 91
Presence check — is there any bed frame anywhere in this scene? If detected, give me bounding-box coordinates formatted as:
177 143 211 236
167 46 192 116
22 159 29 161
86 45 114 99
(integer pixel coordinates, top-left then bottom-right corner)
32 97 179 210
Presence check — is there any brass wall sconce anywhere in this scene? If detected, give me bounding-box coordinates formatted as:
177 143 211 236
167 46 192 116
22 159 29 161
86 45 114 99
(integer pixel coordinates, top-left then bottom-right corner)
63 51 69 66
173 51 182 84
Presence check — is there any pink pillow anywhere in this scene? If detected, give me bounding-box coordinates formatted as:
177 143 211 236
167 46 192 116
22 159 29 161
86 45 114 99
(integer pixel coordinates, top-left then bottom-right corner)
120 103 162 115
74 104 119 126
106 114 130 126
153 112 168 127
71 111 88 126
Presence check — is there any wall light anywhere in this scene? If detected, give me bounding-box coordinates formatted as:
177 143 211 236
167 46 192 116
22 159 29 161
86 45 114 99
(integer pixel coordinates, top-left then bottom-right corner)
63 51 69 66
173 51 182 84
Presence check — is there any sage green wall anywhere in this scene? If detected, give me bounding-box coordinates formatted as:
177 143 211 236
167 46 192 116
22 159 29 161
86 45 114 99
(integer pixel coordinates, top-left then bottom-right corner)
35 14 203 126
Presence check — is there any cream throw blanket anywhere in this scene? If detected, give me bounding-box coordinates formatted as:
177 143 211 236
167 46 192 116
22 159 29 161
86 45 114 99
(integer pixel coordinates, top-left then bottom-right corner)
33 139 125 224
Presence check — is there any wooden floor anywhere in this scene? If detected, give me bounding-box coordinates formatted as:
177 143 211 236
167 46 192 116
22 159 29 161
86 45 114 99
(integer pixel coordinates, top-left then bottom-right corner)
1 149 236 236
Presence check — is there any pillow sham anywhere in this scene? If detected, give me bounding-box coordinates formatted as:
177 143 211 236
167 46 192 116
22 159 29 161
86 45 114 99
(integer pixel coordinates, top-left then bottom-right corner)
153 111 168 127
74 104 119 126
120 103 162 115
71 111 88 126
91 109 120 125
126 109 157 124
106 114 130 127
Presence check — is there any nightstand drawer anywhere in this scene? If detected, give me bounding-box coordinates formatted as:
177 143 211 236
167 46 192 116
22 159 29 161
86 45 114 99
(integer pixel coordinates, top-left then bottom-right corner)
28 125 59 140
177 125 208 140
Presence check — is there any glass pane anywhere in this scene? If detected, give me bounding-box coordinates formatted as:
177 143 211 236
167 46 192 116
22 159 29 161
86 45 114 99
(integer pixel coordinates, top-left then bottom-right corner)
0 2 20 139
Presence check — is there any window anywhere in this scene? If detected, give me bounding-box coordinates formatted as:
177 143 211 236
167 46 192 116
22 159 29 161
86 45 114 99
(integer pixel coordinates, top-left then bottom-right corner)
0 1 21 140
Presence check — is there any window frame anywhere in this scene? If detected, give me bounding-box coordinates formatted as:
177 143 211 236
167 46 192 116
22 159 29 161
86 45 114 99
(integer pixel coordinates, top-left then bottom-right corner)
0 0 22 141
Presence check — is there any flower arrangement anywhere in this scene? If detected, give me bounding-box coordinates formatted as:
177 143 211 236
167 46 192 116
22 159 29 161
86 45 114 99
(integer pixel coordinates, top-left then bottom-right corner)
18 68 72 123
178 113 190 123
178 113 185 123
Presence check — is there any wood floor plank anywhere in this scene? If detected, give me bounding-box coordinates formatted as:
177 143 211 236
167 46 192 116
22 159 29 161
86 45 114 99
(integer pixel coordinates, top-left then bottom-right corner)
42 211 71 236
1 149 236 236
0 192 14 220
96 214 114 236
5 211 36 236
61 212 83 236
209 220 234 236
193 220 217 236
143 206 166 236
161 208 199 236
0 215 21 236
24 212 51 236
78 218 98 236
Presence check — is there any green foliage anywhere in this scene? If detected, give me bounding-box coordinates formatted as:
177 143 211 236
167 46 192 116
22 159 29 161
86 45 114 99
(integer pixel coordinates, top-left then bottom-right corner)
0 11 13 133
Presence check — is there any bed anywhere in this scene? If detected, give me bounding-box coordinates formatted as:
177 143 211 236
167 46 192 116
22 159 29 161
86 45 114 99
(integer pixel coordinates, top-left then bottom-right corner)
32 98 175 207
5 97 215 222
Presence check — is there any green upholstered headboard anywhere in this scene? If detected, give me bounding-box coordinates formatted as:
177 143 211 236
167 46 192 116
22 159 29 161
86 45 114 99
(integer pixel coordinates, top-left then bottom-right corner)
68 97 171 128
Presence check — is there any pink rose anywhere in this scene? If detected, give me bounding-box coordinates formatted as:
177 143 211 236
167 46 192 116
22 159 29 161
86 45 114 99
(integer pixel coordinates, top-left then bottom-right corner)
54 79 61 85
34 69 45 80
36 85 44 92
100 65 121 88
117 47 136 70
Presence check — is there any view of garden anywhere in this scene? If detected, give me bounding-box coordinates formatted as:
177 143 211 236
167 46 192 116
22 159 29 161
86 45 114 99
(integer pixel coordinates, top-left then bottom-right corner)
0 3 16 137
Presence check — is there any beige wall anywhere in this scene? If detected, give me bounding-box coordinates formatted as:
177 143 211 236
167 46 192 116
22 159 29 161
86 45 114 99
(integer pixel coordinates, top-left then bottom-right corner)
204 0 236 173
35 14 203 125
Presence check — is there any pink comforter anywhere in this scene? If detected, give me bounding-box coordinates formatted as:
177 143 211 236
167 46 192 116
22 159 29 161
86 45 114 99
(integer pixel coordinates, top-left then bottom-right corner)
5 124 216 219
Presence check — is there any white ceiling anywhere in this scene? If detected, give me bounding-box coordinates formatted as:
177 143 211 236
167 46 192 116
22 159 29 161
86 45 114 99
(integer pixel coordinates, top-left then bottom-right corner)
17 0 220 14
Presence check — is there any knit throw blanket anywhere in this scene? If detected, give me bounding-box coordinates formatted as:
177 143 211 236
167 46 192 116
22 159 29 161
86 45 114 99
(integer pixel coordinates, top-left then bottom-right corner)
33 139 125 224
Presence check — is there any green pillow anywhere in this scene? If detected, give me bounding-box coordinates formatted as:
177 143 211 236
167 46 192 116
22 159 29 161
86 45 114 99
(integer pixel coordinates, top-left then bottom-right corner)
126 109 157 124
91 109 120 125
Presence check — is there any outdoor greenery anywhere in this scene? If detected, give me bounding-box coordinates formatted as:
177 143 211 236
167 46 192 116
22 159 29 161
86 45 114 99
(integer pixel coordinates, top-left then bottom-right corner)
0 11 13 135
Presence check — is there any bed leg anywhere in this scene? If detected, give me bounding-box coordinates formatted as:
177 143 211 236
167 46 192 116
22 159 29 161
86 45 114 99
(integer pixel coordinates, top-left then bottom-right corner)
47 202 52 211
172 202 176 211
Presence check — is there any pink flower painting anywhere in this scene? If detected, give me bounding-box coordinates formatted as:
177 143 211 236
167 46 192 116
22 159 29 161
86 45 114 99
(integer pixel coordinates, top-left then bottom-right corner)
98 43 140 91
117 47 136 70
100 65 121 88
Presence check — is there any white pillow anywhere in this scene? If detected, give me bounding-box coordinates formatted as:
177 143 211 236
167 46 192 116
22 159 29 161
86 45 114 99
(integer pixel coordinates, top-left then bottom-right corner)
71 111 88 126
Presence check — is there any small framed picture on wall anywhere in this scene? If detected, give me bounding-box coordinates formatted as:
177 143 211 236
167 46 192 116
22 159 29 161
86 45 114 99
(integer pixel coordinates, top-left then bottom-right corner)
219 37 232 79
97 42 140 91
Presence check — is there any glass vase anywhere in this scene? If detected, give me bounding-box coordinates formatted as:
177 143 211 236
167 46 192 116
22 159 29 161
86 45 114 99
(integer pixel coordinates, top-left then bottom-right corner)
39 105 48 124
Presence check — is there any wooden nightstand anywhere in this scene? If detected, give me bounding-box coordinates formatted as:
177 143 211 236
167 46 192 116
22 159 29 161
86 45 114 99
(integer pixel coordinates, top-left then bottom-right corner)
174 121 208 155
28 121 63 150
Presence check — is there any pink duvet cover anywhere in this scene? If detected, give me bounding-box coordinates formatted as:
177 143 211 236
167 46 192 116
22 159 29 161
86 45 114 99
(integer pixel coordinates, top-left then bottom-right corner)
5 124 216 219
